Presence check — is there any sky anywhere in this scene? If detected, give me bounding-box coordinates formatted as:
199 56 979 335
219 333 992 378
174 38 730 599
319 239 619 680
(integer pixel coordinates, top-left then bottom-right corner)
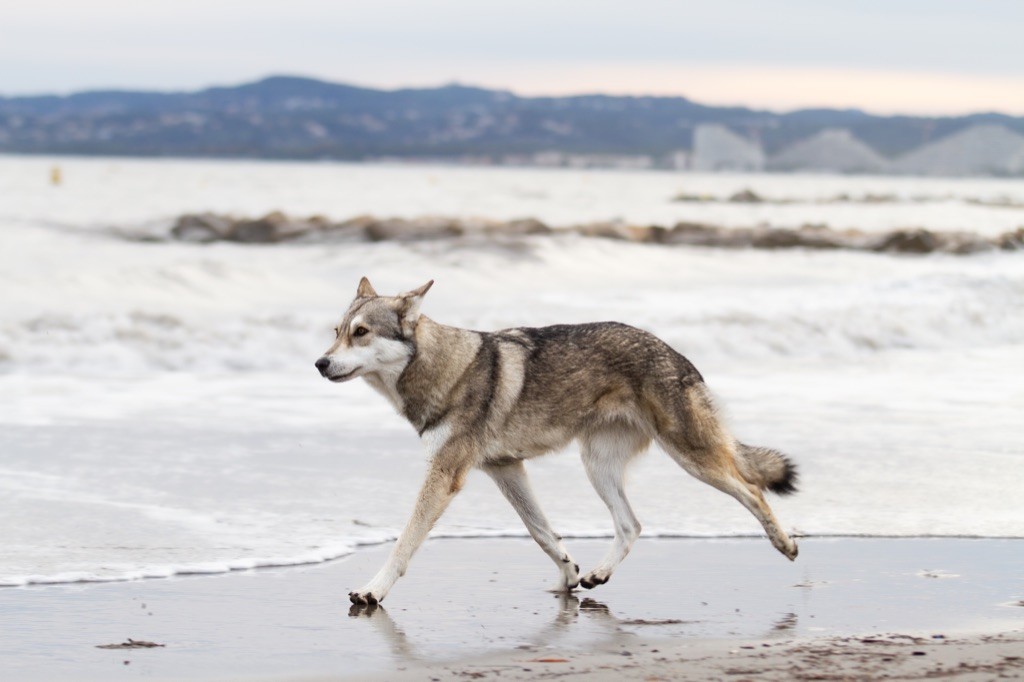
2 0 1023 116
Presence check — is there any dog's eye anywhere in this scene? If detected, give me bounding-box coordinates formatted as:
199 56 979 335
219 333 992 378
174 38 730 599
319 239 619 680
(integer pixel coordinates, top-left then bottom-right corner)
353 326 369 337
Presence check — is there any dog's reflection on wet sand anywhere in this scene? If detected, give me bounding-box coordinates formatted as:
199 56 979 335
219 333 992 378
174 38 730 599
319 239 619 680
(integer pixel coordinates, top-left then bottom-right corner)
347 590 800 665
345 593 697 664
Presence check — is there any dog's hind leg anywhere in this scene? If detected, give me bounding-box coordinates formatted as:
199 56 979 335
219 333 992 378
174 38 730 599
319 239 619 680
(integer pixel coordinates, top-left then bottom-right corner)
656 385 798 560
706 464 797 560
483 460 580 592
578 425 650 589
660 437 798 560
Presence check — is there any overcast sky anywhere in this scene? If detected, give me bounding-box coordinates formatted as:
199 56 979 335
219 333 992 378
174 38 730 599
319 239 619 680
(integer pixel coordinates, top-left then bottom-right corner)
3 0 1022 115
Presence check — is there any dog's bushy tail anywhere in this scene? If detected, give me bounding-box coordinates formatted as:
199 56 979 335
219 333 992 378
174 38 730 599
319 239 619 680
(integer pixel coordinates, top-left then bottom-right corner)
735 443 798 495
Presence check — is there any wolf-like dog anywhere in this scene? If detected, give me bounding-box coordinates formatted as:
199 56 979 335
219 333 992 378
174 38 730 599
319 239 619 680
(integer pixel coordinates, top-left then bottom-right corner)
316 278 798 605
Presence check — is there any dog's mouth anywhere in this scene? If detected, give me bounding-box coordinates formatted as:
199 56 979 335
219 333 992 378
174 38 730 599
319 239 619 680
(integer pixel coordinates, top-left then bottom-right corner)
327 368 360 383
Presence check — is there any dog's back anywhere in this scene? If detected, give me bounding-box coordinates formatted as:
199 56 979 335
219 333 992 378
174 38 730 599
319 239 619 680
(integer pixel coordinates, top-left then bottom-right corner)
502 322 795 494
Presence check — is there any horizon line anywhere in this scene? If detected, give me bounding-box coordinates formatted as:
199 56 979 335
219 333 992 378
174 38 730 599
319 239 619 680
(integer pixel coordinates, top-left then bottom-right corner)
2 72 1022 121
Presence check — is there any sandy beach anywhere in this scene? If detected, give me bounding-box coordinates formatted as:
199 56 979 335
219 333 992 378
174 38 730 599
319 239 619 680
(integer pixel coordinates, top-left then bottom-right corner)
373 629 1024 681
3 537 1021 680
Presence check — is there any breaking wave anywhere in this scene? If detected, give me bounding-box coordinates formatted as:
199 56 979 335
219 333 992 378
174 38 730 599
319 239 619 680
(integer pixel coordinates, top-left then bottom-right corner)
0 251 1019 372
8 528 1021 588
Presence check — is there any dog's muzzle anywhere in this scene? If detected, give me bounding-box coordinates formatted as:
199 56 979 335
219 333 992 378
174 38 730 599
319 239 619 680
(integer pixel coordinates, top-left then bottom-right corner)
314 356 331 377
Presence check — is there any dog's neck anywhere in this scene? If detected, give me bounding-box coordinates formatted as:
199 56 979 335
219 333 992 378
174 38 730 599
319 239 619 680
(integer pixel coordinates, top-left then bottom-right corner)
364 316 481 433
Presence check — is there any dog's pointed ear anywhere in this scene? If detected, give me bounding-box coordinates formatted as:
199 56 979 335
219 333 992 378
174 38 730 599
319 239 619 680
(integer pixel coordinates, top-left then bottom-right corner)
356 276 377 298
398 280 434 332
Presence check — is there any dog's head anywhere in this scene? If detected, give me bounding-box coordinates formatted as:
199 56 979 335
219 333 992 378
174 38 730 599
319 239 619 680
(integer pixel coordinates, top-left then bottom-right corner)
314 277 433 383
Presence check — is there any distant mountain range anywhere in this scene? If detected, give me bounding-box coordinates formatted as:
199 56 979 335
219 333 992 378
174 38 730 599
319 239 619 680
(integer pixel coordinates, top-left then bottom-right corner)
2 75 1023 174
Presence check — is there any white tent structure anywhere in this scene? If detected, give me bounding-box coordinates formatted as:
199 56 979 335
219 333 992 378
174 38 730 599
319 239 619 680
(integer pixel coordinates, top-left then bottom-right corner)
691 124 765 171
768 128 888 174
893 124 1024 176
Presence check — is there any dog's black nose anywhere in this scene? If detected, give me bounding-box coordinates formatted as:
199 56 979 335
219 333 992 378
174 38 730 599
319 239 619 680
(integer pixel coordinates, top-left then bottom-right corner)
314 357 331 376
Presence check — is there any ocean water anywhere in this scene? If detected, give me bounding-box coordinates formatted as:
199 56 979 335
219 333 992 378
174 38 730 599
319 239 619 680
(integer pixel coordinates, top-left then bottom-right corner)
1 155 1022 587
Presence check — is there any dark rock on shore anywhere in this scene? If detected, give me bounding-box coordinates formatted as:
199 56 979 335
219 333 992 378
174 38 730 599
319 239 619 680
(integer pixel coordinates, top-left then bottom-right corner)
728 189 764 203
871 229 942 254
870 229 996 254
366 217 463 242
231 211 322 243
486 218 552 236
663 222 849 250
172 211 325 243
169 212 553 244
998 227 1024 250
565 223 651 243
171 213 234 242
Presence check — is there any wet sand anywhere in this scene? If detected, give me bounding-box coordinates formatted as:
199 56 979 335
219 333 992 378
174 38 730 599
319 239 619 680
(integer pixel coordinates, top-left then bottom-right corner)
374 630 1024 681
2 538 1022 680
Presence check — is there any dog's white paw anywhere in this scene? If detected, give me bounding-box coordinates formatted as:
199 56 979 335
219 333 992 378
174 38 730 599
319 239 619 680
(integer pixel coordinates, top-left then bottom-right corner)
578 569 611 590
349 588 385 605
548 560 580 593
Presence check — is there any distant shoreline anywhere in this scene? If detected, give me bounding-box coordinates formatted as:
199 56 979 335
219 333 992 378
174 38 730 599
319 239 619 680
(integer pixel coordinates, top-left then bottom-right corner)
7 150 1024 179
3 75 1024 176
4 148 1024 178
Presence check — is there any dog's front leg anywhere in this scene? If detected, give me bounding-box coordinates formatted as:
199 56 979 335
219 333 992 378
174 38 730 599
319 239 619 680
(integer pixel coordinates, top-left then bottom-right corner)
483 460 580 592
349 444 471 605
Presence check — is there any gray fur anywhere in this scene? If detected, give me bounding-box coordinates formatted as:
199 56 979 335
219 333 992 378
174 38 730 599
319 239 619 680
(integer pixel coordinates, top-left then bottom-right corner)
316 279 799 604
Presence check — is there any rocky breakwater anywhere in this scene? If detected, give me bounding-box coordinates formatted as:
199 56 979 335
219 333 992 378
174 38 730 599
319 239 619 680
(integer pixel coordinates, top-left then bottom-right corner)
170 212 551 244
166 211 1024 255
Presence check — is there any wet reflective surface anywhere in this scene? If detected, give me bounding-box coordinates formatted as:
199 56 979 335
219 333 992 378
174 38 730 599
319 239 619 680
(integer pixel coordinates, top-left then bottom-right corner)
1 537 1022 680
